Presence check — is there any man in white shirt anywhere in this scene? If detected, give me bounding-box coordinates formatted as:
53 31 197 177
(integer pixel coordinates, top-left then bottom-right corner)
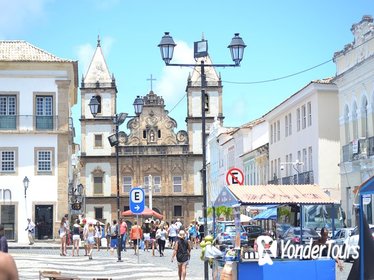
168 221 178 248
25 218 35 245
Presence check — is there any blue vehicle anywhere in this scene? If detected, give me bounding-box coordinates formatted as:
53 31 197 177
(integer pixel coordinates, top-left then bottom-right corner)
215 221 248 250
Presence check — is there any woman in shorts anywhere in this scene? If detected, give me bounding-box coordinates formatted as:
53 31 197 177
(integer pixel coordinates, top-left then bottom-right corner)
143 220 151 251
72 219 81 256
85 223 96 260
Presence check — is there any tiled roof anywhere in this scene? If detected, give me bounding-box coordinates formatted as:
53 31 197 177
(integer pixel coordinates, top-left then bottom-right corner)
0 40 73 62
227 184 335 205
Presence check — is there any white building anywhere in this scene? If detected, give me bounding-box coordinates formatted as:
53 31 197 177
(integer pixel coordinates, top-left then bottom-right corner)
334 15 374 226
207 118 268 205
263 78 340 201
0 41 78 242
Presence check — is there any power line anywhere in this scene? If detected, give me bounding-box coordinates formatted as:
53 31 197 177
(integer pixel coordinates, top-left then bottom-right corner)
169 93 186 114
222 58 333 85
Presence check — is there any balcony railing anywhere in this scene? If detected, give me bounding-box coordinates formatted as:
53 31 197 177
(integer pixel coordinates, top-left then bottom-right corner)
118 145 190 156
342 137 374 162
268 170 314 185
0 115 71 132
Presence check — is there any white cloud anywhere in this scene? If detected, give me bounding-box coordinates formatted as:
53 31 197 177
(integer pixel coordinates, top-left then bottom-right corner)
0 0 51 38
155 40 195 113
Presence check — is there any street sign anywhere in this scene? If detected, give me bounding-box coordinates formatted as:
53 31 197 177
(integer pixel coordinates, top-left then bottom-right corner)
226 167 244 186
130 187 145 214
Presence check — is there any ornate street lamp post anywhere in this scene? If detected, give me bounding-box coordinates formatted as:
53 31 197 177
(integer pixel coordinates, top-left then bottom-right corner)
158 32 246 279
89 95 144 262
23 176 29 198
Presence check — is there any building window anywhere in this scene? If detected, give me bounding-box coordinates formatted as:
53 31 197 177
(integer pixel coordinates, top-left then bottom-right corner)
173 176 182 192
361 97 368 137
288 153 293 175
35 148 54 174
95 95 102 114
285 115 288 137
302 105 306 129
94 134 103 148
352 102 358 139
302 148 307 172
174 205 182 217
36 96 53 130
344 105 350 144
154 176 161 193
288 113 292 136
270 160 274 179
205 93 209 111
143 130 146 139
1 205 15 240
270 124 273 144
277 158 281 178
123 176 132 193
93 176 103 194
277 120 280 141
308 146 313 171
0 95 16 130
158 130 161 138
144 175 161 193
94 207 103 220
307 102 312 126
297 150 301 163
297 108 301 131
1 150 15 173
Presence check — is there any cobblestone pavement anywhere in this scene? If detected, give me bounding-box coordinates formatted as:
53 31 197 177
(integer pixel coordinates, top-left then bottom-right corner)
10 245 204 280
9 243 353 279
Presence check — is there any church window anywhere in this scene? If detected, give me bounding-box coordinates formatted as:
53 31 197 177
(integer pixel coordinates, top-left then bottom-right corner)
94 207 103 220
95 95 102 114
93 176 103 194
158 130 161 138
173 176 182 192
205 93 209 111
143 130 146 139
94 134 103 147
174 205 182 217
144 175 161 193
123 176 132 193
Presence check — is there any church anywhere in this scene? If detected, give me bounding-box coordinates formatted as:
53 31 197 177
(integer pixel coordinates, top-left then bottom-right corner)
79 38 224 226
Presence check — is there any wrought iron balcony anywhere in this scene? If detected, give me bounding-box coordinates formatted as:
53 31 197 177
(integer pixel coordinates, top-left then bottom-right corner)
0 115 71 132
268 170 314 185
342 137 374 162
118 145 190 156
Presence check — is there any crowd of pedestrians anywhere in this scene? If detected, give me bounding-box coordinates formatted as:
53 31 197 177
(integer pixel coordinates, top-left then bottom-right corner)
57 214 204 268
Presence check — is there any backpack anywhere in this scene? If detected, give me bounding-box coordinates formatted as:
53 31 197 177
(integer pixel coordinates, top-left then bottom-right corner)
176 239 189 263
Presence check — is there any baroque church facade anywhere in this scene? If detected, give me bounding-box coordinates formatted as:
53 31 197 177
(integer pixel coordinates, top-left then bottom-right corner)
79 39 224 225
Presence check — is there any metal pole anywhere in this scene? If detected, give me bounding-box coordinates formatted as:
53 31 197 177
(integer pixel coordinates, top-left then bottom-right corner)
115 117 122 262
201 61 209 280
359 195 364 280
300 204 303 244
137 214 140 264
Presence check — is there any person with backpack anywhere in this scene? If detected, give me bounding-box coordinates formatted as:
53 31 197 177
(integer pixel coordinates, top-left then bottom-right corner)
171 230 191 280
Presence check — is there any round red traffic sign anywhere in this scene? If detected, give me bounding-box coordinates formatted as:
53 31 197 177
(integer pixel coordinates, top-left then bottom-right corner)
226 167 244 186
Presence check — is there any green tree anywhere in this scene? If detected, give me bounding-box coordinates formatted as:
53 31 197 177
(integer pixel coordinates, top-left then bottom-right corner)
207 206 233 220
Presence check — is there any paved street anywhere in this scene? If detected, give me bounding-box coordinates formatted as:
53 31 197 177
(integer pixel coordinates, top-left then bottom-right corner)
9 243 353 279
10 244 204 280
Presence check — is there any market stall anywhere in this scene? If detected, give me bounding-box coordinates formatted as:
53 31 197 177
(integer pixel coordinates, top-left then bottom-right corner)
212 184 337 280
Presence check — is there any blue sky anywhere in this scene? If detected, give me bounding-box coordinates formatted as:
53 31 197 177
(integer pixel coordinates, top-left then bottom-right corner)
1 0 373 144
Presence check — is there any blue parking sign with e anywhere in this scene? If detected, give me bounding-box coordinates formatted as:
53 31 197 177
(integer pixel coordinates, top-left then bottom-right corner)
130 187 145 214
